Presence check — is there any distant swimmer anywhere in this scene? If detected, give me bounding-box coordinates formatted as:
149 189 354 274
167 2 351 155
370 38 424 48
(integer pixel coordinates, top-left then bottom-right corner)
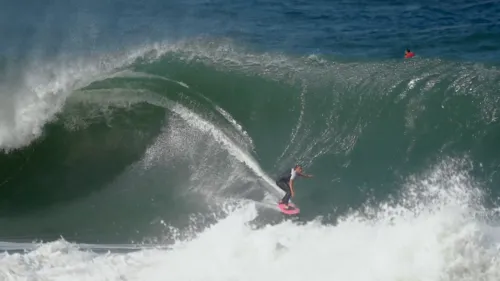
405 49 415 59
276 164 313 209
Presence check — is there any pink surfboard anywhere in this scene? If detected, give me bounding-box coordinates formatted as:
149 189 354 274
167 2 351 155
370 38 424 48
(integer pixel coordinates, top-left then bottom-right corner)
278 202 300 215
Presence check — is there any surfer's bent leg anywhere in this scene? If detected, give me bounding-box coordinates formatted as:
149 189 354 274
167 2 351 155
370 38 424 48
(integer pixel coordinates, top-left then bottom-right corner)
276 180 291 205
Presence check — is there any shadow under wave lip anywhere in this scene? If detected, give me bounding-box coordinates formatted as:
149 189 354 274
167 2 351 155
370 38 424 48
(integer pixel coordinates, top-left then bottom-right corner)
0 102 166 217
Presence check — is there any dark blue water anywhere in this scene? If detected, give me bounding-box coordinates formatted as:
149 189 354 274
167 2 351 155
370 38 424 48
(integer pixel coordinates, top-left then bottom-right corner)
1 0 499 63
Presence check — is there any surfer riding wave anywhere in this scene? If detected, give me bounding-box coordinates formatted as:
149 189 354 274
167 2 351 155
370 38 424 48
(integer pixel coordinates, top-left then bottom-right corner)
276 164 313 209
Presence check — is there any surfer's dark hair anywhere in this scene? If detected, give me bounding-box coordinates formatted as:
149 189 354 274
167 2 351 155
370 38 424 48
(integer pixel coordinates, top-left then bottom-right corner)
294 164 302 169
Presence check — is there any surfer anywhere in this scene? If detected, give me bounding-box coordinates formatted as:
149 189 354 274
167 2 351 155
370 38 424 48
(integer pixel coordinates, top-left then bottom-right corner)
276 164 313 209
405 49 415 59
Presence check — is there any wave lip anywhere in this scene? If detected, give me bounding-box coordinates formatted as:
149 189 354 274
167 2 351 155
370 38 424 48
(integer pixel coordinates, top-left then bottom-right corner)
0 44 172 151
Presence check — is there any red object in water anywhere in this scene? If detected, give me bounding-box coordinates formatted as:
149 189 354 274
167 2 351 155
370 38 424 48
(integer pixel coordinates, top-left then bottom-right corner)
405 52 415 58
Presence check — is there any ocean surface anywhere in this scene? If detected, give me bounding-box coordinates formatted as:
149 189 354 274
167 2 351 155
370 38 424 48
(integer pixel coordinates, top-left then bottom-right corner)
1 0 500 280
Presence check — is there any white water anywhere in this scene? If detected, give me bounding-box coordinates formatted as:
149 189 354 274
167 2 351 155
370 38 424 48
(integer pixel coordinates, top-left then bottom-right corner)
1 158 499 281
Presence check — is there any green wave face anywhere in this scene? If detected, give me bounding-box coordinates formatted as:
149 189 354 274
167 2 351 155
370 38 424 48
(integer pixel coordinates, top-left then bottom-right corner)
1 43 499 243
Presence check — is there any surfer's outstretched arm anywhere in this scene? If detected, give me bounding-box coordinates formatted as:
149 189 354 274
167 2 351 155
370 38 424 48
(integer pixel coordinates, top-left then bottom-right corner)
298 171 313 178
